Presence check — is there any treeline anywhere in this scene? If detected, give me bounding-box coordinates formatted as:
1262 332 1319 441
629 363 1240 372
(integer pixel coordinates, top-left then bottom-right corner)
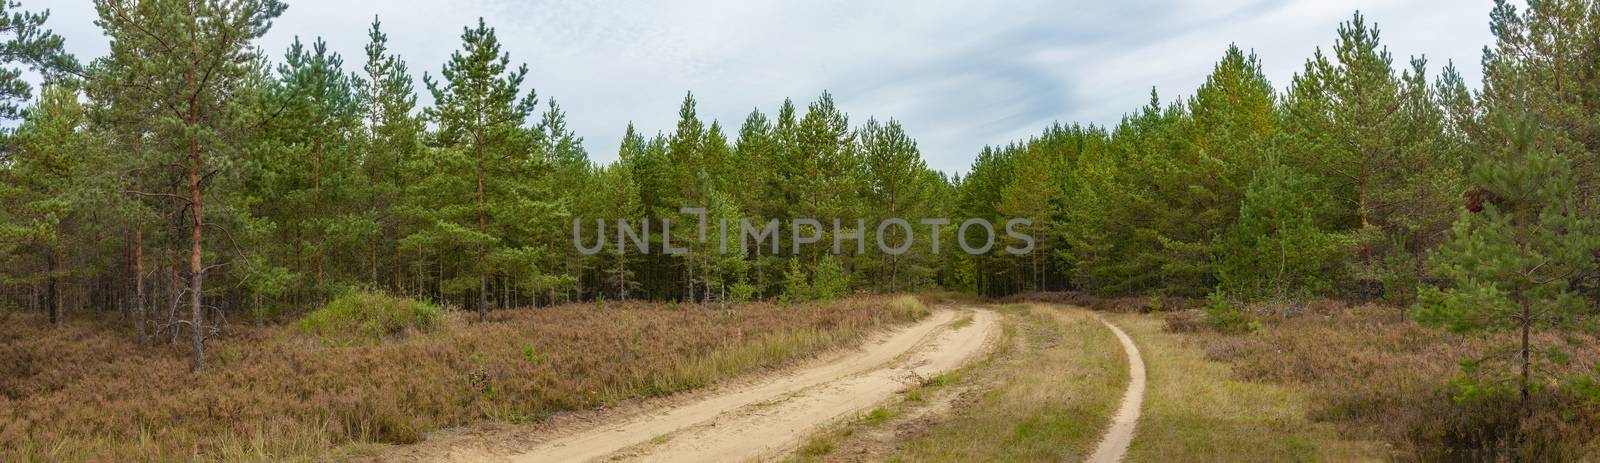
961 4 1600 307
3 0 1599 371
0 0 965 365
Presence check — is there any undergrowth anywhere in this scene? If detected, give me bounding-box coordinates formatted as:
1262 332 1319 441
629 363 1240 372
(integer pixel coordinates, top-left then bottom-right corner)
0 295 926 462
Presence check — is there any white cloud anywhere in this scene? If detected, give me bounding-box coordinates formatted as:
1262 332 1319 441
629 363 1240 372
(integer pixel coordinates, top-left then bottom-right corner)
43 0 1493 174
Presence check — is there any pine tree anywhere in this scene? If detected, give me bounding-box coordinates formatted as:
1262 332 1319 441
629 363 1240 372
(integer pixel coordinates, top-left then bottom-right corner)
0 83 95 325
258 36 362 295
359 16 424 292
600 124 645 299
1417 115 1600 413
1479 0 1600 204
0 0 78 125
93 0 286 371
1479 0 1600 304
537 97 587 302
1148 45 1277 296
733 108 781 297
794 92 859 267
1216 154 1347 300
82 23 167 344
664 92 705 301
421 18 539 320
1282 12 1461 299
956 145 1015 295
860 117 933 291
997 144 1059 292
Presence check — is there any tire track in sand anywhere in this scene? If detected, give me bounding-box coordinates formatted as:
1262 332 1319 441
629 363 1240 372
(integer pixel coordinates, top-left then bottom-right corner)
502 308 997 462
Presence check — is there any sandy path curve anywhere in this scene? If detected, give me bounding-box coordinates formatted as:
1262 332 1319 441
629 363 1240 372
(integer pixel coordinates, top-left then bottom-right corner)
502 308 997 463
1086 313 1145 463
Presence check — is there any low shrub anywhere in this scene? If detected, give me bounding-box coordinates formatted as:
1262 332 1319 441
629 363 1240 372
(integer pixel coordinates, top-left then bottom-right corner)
298 290 441 344
888 295 930 319
1200 295 1259 334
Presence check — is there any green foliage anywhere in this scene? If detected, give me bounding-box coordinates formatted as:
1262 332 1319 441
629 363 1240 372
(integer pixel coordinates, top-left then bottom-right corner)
520 343 546 364
0 0 78 123
780 258 811 304
1417 117 1600 332
810 255 851 302
1201 294 1260 335
777 255 852 304
415 17 558 318
728 282 757 303
298 290 441 344
4 1 1598 394
888 295 928 319
1216 157 1347 300
1418 115 1600 405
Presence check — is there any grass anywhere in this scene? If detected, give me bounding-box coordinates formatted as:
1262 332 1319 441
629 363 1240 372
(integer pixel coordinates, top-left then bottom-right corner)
0 295 927 462
1106 311 1384 462
1173 302 1600 461
884 304 1127 462
784 315 1015 463
948 313 975 329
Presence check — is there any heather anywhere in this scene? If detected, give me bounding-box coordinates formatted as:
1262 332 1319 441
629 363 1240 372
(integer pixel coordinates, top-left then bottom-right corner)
0 296 926 461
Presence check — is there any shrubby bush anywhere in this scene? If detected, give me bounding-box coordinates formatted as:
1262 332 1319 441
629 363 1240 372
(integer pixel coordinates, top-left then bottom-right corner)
298 290 441 344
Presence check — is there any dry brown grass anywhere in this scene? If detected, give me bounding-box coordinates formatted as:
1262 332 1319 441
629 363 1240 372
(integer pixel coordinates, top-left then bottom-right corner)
1109 311 1384 462
885 304 1126 462
1179 303 1600 461
1000 291 1195 314
0 295 927 462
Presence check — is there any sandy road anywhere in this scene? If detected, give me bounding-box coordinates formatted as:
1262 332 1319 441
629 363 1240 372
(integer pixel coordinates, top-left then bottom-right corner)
489 307 997 462
1085 313 1145 463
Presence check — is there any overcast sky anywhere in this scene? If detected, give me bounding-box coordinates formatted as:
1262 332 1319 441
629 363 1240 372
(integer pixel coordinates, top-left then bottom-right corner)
44 0 1495 174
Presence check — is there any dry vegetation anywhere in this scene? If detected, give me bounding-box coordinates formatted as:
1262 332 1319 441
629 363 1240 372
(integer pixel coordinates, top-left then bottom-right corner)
789 304 1126 462
1170 302 1600 461
889 305 1125 461
0 295 928 462
1107 311 1382 462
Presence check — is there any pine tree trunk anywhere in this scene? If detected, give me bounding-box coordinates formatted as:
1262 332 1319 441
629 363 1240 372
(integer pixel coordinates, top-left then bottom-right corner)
476 134 488 322
188 129 206 372
478 271 488 322
134 224 146 347
370 238 379 287
1520 294 1532 416
618 253 627 301
46 250 59 325
1358 160 1372 261
891 255 899 293
313 138 324 289
132 135 147 347
369 139 381 287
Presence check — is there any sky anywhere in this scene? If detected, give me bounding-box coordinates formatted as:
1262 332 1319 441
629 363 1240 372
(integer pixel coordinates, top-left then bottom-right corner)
43 0 1497 174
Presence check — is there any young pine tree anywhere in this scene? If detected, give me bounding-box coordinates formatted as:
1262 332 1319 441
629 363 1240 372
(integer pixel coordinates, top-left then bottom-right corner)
360 17 424 291
261 36 362 294
0 83 95 325
1417 115 1600 413
422 18 539 320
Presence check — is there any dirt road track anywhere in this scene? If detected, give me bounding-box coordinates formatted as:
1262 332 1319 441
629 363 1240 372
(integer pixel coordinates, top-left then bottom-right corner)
1085 313 1145 463
432 307 997 462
